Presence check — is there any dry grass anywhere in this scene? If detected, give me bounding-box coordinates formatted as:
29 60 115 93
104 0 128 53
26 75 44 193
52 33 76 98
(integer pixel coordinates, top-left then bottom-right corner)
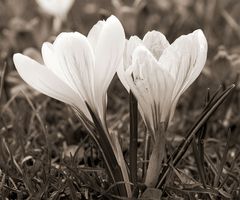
0 0 240 199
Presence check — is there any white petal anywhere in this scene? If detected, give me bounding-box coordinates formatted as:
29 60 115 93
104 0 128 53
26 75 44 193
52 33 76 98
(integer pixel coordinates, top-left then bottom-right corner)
124 36 142 69
13 53 91 119
125 46 174 134
42 42 67 83
116 58 129 91
94 15 125 92
143 30 170 60
117 36 142 92
159 29 207 121
87 20 105 49
36 0 74 19
181 29 208 92
52 32 95 108
93 15 125 119
135 47 174 125
125 63 153 132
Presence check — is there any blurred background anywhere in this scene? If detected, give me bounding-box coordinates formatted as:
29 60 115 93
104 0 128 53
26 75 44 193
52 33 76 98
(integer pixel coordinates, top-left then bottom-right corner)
1 0 240 135
1 0 240 97
1 0 240 57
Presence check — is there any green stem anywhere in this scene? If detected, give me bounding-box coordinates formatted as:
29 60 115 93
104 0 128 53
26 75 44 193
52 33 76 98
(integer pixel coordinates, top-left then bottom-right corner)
85 103 130 197
129 91 138 188
145 127 166 188
142 131 151 180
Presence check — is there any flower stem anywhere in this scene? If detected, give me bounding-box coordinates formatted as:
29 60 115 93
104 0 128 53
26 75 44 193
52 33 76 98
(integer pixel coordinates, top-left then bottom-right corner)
85 103 130 197
129 91 138 193
142 131 151 180
145 124 166 188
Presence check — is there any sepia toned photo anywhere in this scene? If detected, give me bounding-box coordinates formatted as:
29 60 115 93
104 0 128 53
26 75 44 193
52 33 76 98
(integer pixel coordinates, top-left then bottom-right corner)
0 0 240 199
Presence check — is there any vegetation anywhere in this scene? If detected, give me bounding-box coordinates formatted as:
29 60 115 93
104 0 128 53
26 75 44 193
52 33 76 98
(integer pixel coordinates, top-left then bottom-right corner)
0 0 240 199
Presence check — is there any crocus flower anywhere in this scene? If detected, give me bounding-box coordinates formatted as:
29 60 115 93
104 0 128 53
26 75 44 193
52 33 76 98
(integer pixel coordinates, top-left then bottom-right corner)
36 0 75 20
118 29 207 138
36 0 75 32
14 15 131 195
13 15 131 196
13 15 125 127
118 29 207 187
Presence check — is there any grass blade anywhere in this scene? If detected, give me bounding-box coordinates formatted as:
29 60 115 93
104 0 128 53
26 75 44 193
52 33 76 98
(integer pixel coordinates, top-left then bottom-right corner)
192 89 210 188
156 84 235 189
192 134 207 187
0 62 7 102
214 129 231 187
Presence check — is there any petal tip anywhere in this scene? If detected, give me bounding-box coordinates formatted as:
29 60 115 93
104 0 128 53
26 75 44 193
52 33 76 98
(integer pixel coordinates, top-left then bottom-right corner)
106 15 124 31
133 45 149 56
13 53 24 65
42 42 51 49
107 15 119 22
194 29 208 49
193 29 206 40
42 42 53 54
131 45 154 65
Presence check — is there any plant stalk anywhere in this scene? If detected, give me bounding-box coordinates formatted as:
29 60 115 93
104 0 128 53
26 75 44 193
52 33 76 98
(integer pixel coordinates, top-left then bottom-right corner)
145 124 166 188
129 91 138 188
85 103 130 197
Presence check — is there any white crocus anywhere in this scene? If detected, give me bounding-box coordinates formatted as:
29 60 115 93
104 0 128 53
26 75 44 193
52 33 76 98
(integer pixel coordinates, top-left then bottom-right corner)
118 29 207 187
13 15 125 127
13 15 131 196
13 15 130 196
118 29 207 138
13 16 131 195
36 0 75 32
36 0 75 20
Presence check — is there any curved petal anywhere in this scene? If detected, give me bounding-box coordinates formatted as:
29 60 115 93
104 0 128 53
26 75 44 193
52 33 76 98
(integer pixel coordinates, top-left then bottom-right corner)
87 20 105 49
36 0 74 19
124 36 142 69
125 46 174 134
159 29 207 122
42 42 67 83
125 63 153 133
117 58 129 92
93 15 125 120
118 31 169 93
51 32 95 109
180 30 208 92
117 36 142 92
13 53 91 120
143 30 170 60
94 15 125 93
